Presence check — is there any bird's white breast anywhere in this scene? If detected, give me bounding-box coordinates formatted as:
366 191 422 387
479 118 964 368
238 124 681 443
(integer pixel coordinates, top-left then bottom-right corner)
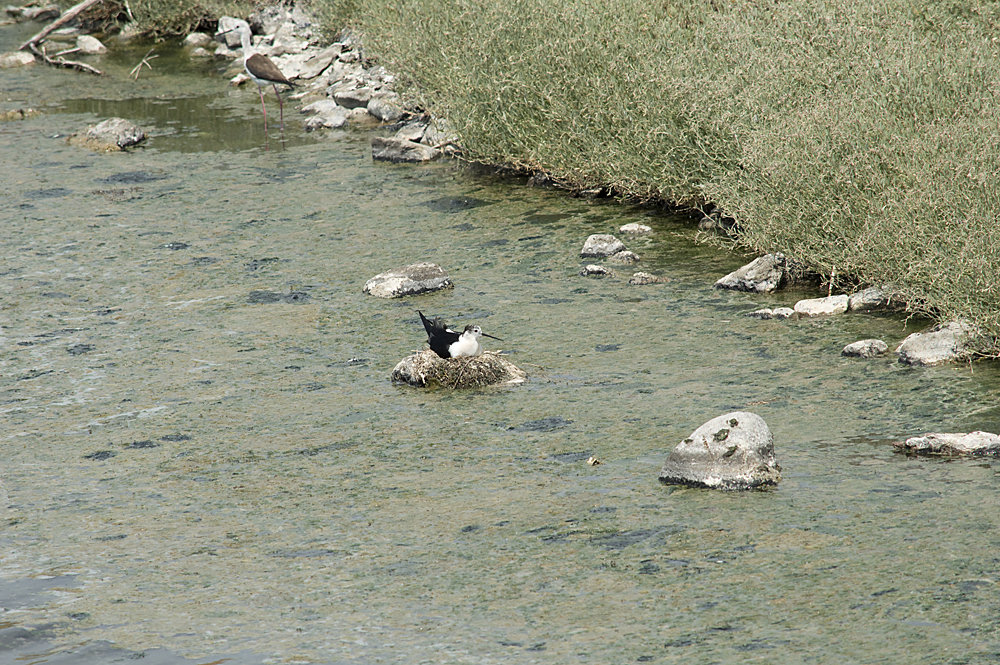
448 333 483 358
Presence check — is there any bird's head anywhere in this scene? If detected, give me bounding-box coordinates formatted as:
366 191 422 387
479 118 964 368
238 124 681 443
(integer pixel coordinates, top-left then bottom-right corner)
464 325 501 341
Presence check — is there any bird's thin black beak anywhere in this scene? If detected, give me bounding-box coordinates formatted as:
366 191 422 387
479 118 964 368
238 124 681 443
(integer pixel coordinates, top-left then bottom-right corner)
482 332 502 340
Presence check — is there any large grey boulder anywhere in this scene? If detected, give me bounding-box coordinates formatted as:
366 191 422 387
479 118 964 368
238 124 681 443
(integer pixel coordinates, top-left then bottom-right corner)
363 262 452 298
894 431 1000 456
580 234 626 257
659 411 781 490
392 350 525 389
896 321 975 365
371 136 440 163
714 253 788 293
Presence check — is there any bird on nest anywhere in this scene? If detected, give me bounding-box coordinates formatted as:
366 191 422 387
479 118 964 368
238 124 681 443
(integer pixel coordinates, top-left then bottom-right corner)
417 311 501 359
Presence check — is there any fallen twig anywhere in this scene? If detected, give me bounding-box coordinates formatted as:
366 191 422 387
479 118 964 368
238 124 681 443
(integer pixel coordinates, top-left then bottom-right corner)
129 48 157 80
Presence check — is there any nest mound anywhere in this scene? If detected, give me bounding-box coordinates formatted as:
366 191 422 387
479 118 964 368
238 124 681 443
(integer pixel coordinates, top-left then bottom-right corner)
391 350 526 388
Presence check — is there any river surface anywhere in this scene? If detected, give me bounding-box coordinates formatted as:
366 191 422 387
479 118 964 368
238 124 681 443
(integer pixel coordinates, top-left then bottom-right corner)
2 22 1000 665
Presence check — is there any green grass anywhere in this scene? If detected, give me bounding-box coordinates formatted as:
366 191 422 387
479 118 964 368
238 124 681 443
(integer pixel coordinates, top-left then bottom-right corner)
314 0 1000 351
110 0 1000 351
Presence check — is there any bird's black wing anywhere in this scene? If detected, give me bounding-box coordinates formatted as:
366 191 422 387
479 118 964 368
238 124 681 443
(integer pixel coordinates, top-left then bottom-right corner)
417 310 458 358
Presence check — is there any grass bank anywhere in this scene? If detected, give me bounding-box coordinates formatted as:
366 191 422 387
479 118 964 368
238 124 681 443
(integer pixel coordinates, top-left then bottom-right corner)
105 0 1000 351
315 0 1000 351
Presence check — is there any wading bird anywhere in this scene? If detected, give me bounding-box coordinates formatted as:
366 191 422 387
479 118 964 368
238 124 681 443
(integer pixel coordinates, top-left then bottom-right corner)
418 310 501 359
220 22 295 136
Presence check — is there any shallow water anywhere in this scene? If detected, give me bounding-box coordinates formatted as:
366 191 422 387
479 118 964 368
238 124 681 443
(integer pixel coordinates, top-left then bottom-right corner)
3 24 1000 665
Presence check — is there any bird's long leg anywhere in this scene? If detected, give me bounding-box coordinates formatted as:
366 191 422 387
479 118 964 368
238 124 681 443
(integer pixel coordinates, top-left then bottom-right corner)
273 83 284 133
257 84 268 136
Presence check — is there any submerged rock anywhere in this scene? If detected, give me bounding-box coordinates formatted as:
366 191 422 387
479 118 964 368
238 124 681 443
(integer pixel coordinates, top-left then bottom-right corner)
607 250 640 264
619 222 652 235
392 350 525 388
68 117 146 152
746 307 795 320
363 262 452 298
794 294 849 317
628 272 662 285
896 321 975 366
714 253 788 293
658 411 781 490
894 431 1000 456
842 339 889 358
581 234 626 258
579 264 612 277
371 136 440 163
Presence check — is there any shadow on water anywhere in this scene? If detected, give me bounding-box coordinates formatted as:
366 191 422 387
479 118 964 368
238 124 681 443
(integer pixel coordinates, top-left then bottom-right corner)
4 17 1000 665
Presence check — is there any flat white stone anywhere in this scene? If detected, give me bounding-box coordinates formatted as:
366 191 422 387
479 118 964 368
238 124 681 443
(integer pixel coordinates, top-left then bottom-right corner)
793 295 849 317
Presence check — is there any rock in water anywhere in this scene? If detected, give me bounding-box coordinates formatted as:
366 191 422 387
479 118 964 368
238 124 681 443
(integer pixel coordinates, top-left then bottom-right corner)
392 350 526 388
842 339 889 358
894 431 1000 456
895 321 975 365
371 137 440 163
659 411 781 490
793 295 849 317
363 262 452 298
714 253 788 293
68 117 146 152
580 234 626 257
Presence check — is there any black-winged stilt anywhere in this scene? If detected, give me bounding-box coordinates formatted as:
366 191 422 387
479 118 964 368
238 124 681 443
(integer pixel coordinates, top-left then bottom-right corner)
220 23 295 136
417 311 501 359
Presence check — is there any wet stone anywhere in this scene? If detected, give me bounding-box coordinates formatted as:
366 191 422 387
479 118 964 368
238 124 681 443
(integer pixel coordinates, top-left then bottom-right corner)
69 118 147 152
842 339 889 358
580 264 612 277
894 431 1000 456
794 295 849 317
607 250 640 264
659 411 781 490
714 253 788 293
581 234 626 258
363 262 451 298
896 321 974 365
628 272 662 285
371 136 440 163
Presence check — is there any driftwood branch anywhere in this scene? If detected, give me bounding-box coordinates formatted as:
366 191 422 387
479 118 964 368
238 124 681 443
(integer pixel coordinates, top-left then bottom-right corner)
19 0 105 51
27 41 103 75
